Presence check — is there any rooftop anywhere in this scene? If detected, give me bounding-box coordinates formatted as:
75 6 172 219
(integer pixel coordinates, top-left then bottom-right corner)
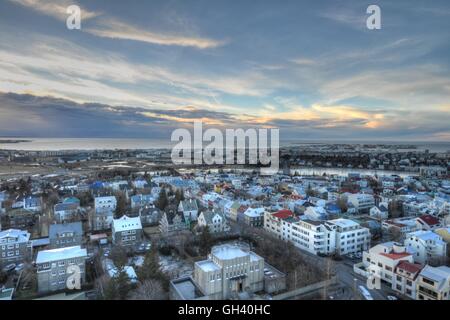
36 245 87 264
212 244 249 261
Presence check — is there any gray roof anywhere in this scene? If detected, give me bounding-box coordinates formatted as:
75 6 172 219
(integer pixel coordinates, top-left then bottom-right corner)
201 210 225 224
54 202 79 212
180 199 198 211
49 222 83 239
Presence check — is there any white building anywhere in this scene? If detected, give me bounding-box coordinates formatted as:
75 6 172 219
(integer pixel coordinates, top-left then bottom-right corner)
360 242 414 286
192 244 265 300
370 203 389 220
198 210 229 233
405 231 447 265
36 246 87 293
0 229 32 267
112 215 143 246
326 218 371 255
392 260 423 299
95 196 117 213
416 265 450 300
347 193 375 214
264 211 369 256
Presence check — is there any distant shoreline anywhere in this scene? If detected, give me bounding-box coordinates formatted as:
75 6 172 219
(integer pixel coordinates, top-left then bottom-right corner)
0 139 31 144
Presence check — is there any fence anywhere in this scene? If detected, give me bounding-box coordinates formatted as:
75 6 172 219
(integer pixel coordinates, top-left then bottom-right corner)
272 276 338 300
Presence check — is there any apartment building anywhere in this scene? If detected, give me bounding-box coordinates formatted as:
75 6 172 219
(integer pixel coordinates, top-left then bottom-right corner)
405 230 447 265
264 211 369 255
361 242 414 286
416 265 450 300
54 202 80 223
392 261 423 299
326 218 371 255
290 219 336 255
36 246 87 294
92 196 117 231
49 222 83 249
112 215 143 246
347 193 375 214
0 229 32 267
94 196 117 213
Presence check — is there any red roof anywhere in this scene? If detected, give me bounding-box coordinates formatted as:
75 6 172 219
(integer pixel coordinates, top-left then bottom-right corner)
273 209 294 220
417 214 440 226
396 261 423 274
380 252 411 260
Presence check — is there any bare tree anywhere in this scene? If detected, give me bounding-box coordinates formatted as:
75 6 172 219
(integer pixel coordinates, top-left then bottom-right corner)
130 279 167 300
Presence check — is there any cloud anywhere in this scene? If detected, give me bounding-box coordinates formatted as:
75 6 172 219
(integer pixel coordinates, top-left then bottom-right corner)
0 92 448 141
8 0 99 21
86 18 226 49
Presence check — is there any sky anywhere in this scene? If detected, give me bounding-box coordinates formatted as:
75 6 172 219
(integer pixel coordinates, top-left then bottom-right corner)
0 0 449 141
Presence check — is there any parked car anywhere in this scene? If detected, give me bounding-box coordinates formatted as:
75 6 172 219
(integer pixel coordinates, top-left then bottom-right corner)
2 264 16 273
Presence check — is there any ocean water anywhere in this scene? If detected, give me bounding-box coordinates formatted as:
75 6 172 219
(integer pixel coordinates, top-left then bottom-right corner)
0 137 449 152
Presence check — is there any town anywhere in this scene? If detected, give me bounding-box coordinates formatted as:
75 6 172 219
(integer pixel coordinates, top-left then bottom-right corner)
0 144 449 301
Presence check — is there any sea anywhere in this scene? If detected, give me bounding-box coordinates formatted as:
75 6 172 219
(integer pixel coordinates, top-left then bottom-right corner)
0 137 449 153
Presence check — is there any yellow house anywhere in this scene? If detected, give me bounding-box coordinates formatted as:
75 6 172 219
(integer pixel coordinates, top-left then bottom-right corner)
435 227 450 244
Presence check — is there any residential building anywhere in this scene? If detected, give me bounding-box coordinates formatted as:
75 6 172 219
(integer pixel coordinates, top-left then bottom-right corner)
416 265 450 300
370 203 389 220
112 215 143 246
360 242 414 286
178 199 199 222
94 196 117 213
241 208 265 227
24 196 42 212
415 214 442 231
36 246 87 294
49 222 83 249
0 229 32 267
159 212 188 235
198 210 229 233
405 231 447 265
347 193 375 214
92 196 116 231
392 261 423 299
130 194 154 209
54 201 80 223
326 218 371 255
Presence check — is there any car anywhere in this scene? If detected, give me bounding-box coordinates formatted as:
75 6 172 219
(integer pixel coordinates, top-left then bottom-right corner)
2 263 16 273
387 295 398 300
15 263 25 272
358 285 374 300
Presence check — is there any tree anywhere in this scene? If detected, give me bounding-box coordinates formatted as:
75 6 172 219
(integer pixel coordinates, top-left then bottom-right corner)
199 226 213 256
388 200 403 218
137 245 162 282
336 195 348 213
175 189 185 205
388 227 402 242
110 245 128 269
130 279 167 300
156 188 168 210
115 192 127 218
116 268 132 300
